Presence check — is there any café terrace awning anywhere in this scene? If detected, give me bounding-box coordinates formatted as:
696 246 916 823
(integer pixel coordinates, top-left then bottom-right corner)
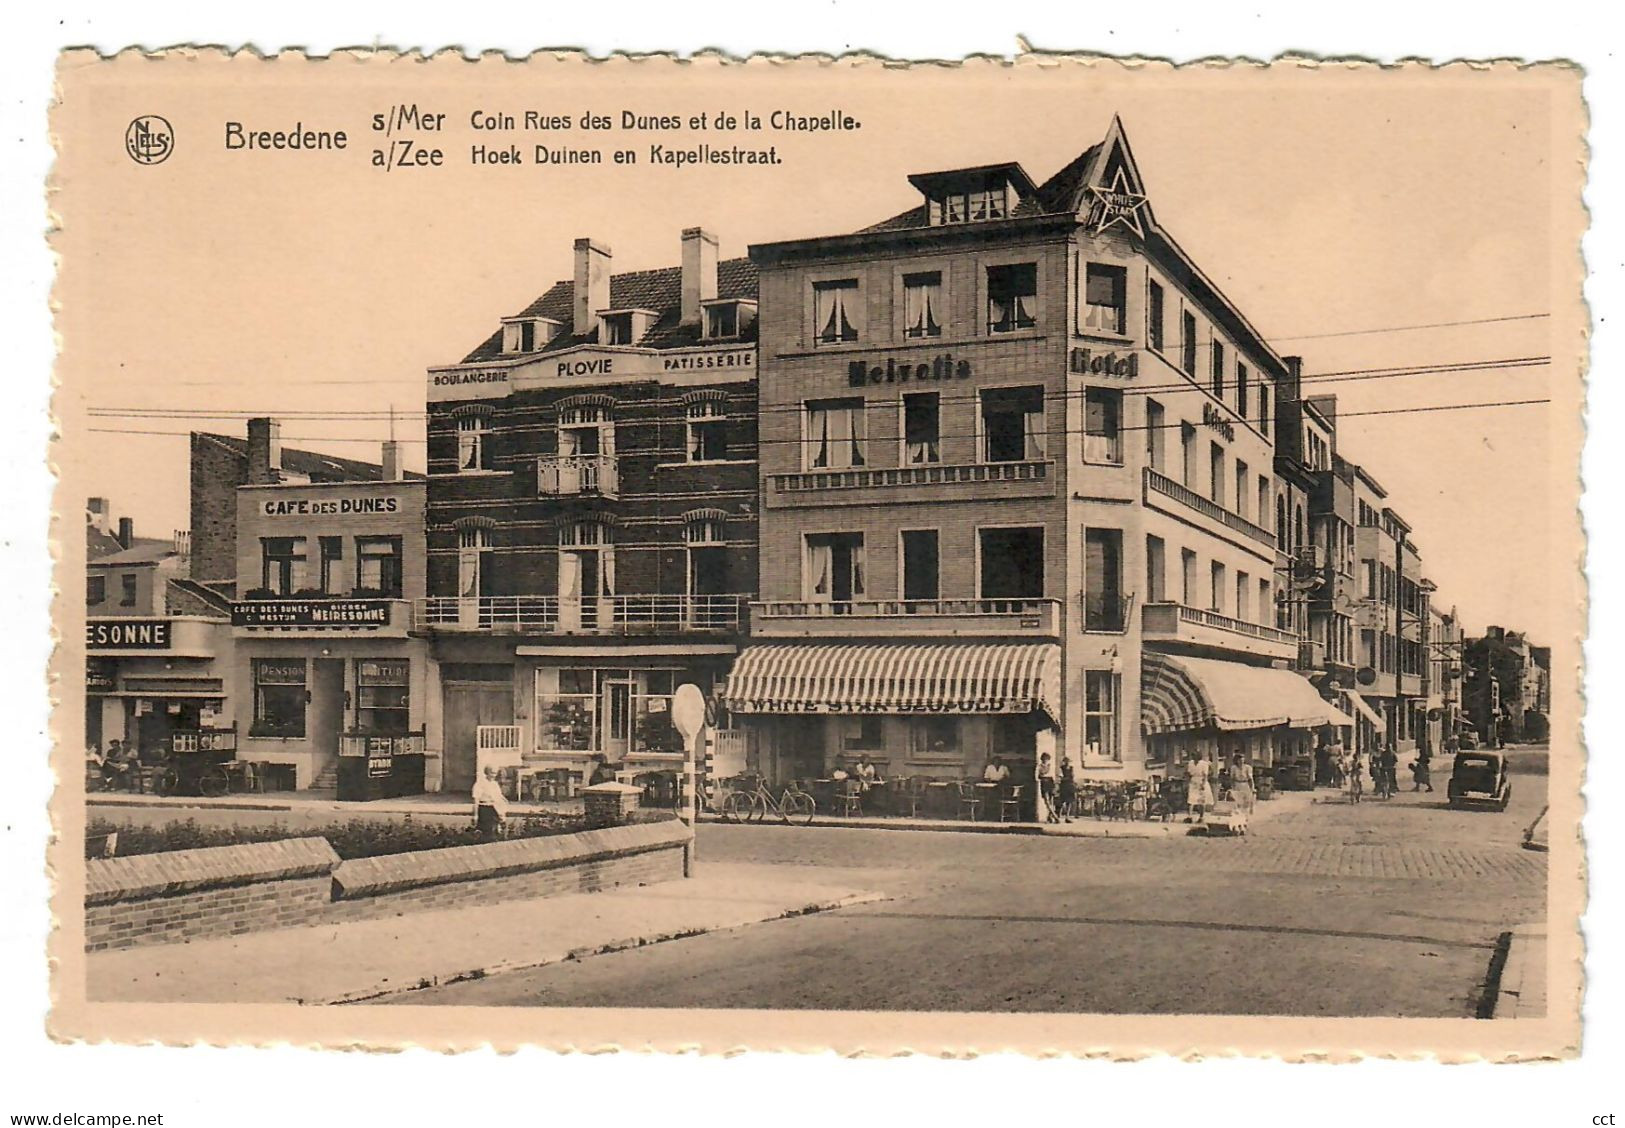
722 642 1061 719
1141 652 1353 735
1343 690 1385 727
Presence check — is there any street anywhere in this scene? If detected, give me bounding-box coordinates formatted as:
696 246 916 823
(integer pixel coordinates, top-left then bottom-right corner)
391 749 1548 1016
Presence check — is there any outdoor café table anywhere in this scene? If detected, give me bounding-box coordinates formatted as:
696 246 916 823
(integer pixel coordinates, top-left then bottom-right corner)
811 778 838 813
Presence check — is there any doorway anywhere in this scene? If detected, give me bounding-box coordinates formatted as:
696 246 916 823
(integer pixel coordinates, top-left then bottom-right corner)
442 678 514 792
310 658 346 775
602 675 635 760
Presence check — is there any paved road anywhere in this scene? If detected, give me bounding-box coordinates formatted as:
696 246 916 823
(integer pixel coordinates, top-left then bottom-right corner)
396 751 1548 1016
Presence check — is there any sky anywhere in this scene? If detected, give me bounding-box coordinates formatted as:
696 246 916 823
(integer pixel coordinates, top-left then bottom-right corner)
54 57 1577 643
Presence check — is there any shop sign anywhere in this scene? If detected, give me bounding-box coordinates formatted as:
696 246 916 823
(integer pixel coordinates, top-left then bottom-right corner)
1088 168 1149 238
255 659 307 684
1202 402 1235 442
85 618 172 650
1068 347 1138 378
367 755 393 778
259 496 401 517
847 353 972 388
86 658 116 692
358 658 410 684
234 599 392 627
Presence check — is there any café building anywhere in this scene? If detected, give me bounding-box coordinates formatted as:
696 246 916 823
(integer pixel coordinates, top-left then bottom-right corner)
729 117 1347 792
225 425 435 792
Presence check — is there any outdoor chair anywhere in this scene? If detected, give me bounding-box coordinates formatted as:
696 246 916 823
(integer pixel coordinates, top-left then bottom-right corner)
833 778 864 817
999 784 1025 822
893 777 926 818
958 781 983 821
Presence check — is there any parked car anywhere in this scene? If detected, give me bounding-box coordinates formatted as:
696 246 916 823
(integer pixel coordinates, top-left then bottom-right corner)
1447 749 1511 811
1456 728 1479 751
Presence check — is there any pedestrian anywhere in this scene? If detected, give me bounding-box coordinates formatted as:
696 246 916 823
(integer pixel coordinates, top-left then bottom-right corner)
471 764 509 838
1227 751 1255 815
1057 756 1077 822
1037 752 1059 823
1377 741 1399 799
1325 733 1345 789
1412 748 1434 792
1184 751 1214 823
1347 747 1365 803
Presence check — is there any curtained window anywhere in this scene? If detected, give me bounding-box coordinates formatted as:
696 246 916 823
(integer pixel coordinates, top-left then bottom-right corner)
980 386 1045 463
813 279 859 344
903 392 940 464
1083 387 1123 465
456 415 490 472
1082 263 1126 334
987 263 1037 333
902 272 943 339
805 398 867 470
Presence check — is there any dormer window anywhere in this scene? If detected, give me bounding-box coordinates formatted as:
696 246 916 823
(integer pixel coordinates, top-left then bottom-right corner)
602 312 634 345
702 298 757 341
597 308 658 347
931 186 1008 225
501 315 560 355
910 163 1034 228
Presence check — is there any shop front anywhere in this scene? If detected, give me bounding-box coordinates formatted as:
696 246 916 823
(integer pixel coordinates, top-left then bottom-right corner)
85 616 233 763
722 642 1061 816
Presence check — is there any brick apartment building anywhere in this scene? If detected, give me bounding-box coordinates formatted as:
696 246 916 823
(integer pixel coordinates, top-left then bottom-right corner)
419 228 759 793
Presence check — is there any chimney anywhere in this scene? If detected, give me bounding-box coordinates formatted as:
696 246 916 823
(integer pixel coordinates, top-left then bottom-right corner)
381 440 403 482
247 417 283 485
87 497 110 535
680 227 719 326
573 238 612 337
117 517 134 549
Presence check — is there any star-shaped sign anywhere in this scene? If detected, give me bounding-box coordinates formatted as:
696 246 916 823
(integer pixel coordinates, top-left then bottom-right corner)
1089 167 1149 238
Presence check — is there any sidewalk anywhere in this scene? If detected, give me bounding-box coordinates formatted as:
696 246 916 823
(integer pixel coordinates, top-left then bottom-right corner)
1493 922 1548 1019
90 789 578 818
87 862 884 1006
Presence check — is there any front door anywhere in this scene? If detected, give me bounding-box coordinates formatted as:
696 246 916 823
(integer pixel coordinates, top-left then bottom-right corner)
443 683 514 792
310 658 346 776
602 677 634 760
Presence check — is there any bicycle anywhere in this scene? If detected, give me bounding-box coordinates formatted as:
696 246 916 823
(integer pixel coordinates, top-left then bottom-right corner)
719 775 816 825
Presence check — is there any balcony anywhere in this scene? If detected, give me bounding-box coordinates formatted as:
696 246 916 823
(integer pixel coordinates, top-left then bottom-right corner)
1143 467 1274 548
1297 639 1326 671
751 597 1061 639
765 459 1055 508
1141 601 1298 661
1080 592 1134 634
416 594 744 635
538 454 618 498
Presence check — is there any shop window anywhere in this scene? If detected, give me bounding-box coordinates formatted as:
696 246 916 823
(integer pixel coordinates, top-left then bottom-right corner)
1181 310 1198 377
536 668 598 752
686 399 729 462
1083 387 1123 465
902 272 943 339
980 385 1045 463
987 263 1037 333
87 574 105 605
902 392 940 464
355 659 409 735
252 659 306 738
900 529 940 602
813 279 859 345
978 526 1044 601
1082 263 1127 334
842 716 885 751
262 537 308 596
805 532 866 608
1147 279 1166 351
914 716 960 758
804 398 867 470
319 536 346 595
1083 671 1119 759
356 536 403 597
456 415 491 472
119 573 138 607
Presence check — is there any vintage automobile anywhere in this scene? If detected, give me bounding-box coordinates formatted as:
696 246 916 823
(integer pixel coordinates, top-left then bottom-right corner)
1455 727 1480 751
1447 749 1511 811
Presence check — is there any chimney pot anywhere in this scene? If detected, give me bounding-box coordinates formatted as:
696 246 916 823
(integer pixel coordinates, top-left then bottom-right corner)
381 440 403 482
246 417 283 485
573 238 612 337
87 497 110 535
681 227 719 326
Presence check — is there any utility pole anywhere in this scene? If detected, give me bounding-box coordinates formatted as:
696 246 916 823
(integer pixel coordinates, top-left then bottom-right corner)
1392 530 1403 752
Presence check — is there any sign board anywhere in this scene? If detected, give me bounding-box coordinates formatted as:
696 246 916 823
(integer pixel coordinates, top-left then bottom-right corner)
234 599 391 628
1356 666 1378 686
427 344 757 403
367 755 393 778
259 496 402 518
671 683 707 744
86 658 117 692
86 619 172 650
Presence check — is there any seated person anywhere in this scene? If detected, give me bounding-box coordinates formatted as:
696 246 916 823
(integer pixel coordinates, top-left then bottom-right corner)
101 740 132 787
830 765 850 782
855 755 881 789
982 756 1010 785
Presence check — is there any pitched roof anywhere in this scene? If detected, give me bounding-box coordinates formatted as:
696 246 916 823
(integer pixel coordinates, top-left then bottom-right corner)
88 539 177 567
193 432 425 483
460 257 759 363
853 145 1102 236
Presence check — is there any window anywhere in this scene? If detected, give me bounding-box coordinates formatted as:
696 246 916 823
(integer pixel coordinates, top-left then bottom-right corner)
686 520 731 614
1237 362 1250 419
686 399 729 462
87 574 105 604
602 312 634 345
1211 340 1227 400
902 392 941 464
457 526 490 599
1210 561 1227 614
1181 549 1197 605
355 659 409 735
356 536 403 596
987 263 1038 333
1145 399 1166 471
1258 476 1271 533
705 303 739 340
1147 280 1165 351
980 385 1045 463
902 271 943 339
842 716 885 751
1259 381 1272 436
536 668 598 753
1236 571 1251 621
1146 535 1167 603
558 521 614 629
119 573 138 607
1181 311 1198 376
253 659 306 737
1180 422 1197 487
1209 442 1225 507
1083 671 1119 760
804 398 867 470
1260 578 1273 629
456 415 490 472
900 529 940 602
1277 496 1289 550
978 527 1044 600
1083 387 1123 465
1364 560 1378 600
805 533 865 607
1082 263 1126 334
520 320 537 352
913 715 960 757
262 537 308 595
1234 460 1249 519
929 186 1008 225
813 279 859 345
1084 528 1124 631
319 536 345 594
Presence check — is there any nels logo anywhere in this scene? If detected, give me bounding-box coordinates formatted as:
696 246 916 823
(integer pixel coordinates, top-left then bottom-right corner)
125 115 174 165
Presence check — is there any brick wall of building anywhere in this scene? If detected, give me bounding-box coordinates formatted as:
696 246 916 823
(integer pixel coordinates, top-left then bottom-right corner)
189 434 247 583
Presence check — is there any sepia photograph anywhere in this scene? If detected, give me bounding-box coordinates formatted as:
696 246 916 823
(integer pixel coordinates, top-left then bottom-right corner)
43 49 1585 1063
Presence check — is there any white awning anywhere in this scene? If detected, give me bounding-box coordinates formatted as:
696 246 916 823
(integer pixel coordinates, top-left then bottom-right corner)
1344 690 1385 727
1141 653 1350 733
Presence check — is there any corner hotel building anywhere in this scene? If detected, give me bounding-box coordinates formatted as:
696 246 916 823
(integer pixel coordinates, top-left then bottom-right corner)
723 117 1349 786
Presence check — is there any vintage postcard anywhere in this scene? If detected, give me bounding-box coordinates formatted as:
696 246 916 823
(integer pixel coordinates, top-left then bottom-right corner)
48 50 1585 1058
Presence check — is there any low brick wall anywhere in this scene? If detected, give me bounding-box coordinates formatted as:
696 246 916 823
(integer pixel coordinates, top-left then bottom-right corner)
85 838 340 952
85 820 693 951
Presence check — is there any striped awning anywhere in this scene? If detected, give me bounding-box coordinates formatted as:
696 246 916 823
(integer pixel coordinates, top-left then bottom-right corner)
722 643 1061 718
1141 652 1350 734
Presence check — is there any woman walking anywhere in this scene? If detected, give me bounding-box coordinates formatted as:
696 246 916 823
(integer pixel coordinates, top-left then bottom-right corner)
1057 756 1078 822
1227 751 1255 815
1185 751 1214 823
